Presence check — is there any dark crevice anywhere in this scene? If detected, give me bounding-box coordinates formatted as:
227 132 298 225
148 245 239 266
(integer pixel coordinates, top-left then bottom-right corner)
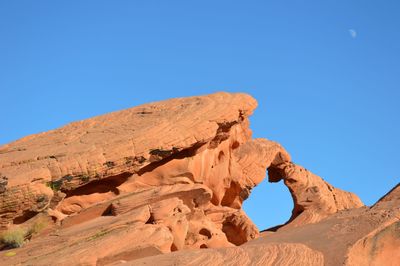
217 121 238 132
208 121 238 149
137 119 240 176
13 210 37 224
137 142 205 176
199 228 212 239
102 204 115 216
267 165 285 183
170 243 178 252
231 141 240 150
146 213 155 224
325 183 339 207
63 172 131 198
210 193 219 206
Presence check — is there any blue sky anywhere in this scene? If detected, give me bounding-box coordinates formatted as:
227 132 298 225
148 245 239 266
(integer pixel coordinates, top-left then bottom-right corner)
1 1 399 229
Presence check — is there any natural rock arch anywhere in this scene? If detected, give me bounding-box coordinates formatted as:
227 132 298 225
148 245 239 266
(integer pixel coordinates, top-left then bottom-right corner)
0 92 365 265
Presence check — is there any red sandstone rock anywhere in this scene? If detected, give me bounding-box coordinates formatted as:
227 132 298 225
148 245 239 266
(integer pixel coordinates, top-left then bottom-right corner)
268 162 364 228
128 242 325 266
0 92 395 266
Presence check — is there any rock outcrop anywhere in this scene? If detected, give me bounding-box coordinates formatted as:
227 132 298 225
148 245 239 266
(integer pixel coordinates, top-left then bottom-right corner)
268 162 363 228
1 92 294 261
0 92 395 266
121 182 399 266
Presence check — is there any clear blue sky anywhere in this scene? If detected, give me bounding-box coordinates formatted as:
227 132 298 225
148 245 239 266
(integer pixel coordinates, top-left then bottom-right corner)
1 1 399 230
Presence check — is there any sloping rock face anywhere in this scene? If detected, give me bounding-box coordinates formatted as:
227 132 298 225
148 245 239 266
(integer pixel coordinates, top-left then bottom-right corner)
118 182 399 266
130 242 325 266
0 92 389 266
345 183 400 266
1 93 292 261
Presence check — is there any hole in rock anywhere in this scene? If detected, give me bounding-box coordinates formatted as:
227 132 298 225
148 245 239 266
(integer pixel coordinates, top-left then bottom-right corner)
13 210 37 224
200 244 208 249
170 243 178 252
242 168 293 231
199 228 212 239
63 172 131 198
231 141 240 150
146 213 155 224
51 216 57 223
102 204 115 216
222 221 247 246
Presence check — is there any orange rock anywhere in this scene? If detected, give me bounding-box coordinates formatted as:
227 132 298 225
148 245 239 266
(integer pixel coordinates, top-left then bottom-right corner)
1 92 392 266
268 162 364 228
128 242 325 266
1 92 288 259
345 219 400 266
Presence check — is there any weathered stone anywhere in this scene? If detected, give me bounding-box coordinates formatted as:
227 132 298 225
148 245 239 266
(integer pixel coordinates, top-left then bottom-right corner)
1 92 394 266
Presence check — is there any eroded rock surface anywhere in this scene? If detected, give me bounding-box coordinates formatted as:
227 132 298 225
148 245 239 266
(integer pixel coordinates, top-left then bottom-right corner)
122 183 398 266
268 162 363 228
0 92 393 266
1 92 293 263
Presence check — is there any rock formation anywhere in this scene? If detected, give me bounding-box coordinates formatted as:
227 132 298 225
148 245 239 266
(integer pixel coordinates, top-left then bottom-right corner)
0 92 398 266
268 162 363 228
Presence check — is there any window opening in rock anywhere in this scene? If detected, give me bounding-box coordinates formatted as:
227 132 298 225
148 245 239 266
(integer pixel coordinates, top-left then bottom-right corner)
242 168 293 232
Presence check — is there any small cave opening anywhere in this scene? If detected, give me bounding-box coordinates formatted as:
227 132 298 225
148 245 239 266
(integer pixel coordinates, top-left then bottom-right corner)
101 204 116 216
199 228 212 239
145 213 155 224
222 221 247 246
170 243 178 252
13 210 38 224
231 141 240 150
242 168 293 232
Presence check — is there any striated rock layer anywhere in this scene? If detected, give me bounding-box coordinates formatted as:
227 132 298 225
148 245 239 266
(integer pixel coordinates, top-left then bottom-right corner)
0 92 395 266
0 93 289 252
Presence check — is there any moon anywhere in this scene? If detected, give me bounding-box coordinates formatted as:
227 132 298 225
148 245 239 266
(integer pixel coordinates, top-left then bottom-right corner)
349 29 357 39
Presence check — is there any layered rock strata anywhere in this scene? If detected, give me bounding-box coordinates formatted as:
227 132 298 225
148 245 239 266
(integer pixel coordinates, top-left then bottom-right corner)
0 92 374 266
